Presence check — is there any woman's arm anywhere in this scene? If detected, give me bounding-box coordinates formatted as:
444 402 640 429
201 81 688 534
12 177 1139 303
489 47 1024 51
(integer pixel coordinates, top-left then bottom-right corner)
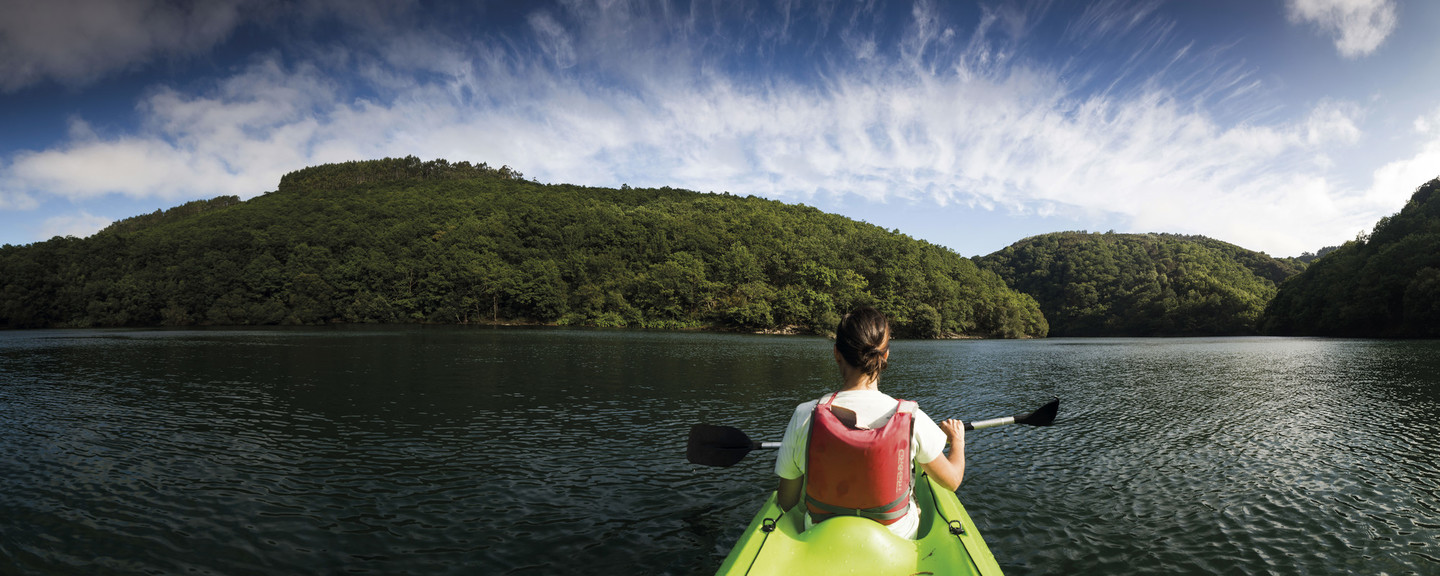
777 476 804 511
921 418 966 491
774 401 813 511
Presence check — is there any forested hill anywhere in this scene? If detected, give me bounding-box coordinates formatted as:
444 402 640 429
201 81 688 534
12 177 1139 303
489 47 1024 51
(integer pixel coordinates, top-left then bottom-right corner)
1262 178 1440 337
0 156 1048 338
977 232 1302 336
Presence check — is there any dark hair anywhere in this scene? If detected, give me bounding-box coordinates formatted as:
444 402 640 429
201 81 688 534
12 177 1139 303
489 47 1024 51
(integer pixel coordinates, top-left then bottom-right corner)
835 306 890 375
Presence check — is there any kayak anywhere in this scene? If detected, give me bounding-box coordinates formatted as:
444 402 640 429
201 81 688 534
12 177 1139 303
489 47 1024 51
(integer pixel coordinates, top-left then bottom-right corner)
714 471 1004 575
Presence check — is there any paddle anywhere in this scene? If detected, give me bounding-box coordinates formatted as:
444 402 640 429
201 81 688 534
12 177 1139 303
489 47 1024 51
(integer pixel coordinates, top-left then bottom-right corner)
687 396 1060 467
965 396 1060 431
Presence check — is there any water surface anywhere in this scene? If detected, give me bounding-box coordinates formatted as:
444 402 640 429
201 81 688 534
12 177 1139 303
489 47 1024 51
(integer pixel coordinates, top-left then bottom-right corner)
1 328 1436 574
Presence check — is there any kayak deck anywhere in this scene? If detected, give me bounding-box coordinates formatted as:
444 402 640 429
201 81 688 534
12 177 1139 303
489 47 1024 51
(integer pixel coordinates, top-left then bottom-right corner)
715 472 1004 575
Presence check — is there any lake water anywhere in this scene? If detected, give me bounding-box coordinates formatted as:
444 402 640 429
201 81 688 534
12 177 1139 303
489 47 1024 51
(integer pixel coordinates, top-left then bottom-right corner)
1 327 1437 575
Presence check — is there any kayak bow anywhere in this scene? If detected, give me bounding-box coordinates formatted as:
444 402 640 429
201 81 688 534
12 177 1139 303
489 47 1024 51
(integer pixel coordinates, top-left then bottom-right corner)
714 470 1004 575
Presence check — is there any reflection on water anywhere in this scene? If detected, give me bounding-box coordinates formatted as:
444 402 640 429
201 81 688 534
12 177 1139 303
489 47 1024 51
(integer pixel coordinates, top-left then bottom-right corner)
0 329 1437 575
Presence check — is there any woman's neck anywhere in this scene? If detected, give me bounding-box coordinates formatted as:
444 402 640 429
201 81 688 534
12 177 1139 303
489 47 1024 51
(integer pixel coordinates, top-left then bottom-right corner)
837 370 880 392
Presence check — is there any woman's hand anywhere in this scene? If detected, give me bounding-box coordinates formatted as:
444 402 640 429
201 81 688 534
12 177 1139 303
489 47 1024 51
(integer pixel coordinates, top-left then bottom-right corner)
939 418 965 446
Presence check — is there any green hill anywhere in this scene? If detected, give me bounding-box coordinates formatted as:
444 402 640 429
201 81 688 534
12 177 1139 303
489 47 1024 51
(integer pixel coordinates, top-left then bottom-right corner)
1262 178 1440 337
977 232 1301 336
0 156 1047 338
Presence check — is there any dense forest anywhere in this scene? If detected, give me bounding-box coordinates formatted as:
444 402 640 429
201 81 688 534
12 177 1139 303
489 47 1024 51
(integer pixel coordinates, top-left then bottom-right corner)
1262 178 1440 337
977 232 1303 336
0 157 1048 338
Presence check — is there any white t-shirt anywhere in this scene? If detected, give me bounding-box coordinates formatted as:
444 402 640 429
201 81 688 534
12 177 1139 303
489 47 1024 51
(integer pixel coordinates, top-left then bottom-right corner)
774 389 948 539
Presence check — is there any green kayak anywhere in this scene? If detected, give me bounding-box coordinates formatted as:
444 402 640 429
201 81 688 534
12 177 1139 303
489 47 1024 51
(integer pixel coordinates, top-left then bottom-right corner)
714 471 1004 575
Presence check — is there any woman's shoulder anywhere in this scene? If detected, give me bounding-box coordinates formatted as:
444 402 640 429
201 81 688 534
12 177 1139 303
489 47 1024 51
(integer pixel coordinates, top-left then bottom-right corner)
789 397 822 419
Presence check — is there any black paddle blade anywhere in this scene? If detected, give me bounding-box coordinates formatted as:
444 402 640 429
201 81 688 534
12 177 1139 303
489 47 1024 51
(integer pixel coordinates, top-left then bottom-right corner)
687 424 758 467
1014 396 1060 427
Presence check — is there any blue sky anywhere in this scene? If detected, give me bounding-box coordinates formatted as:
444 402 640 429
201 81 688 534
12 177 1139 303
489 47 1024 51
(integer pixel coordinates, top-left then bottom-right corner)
2 0 1438 258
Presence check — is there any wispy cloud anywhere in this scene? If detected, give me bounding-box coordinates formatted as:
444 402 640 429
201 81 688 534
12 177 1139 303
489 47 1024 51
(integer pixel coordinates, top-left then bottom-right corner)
1286 0 1397 59
1062 0 1164 45
0 0 1428 255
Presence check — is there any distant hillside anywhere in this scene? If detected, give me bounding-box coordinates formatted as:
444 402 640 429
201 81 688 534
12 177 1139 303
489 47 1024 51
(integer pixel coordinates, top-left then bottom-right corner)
977 232 1302 336
0 156 1047 338
1263 178 1440 337
1291 245 1339 266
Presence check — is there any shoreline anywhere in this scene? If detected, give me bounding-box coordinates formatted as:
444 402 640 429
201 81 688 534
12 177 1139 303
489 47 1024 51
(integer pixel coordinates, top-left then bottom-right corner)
8 318 1012 340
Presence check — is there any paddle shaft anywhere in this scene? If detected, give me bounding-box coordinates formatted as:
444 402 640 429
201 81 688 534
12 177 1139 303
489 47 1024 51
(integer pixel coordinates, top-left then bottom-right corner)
687 397 1057 467
964 417 1012 431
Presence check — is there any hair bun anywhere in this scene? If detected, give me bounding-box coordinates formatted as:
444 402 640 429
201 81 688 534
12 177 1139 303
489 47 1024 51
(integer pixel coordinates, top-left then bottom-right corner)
835 306 890 375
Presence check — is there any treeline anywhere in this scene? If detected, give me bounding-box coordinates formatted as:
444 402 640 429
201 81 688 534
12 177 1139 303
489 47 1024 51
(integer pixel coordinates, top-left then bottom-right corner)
277 156 528 193
0 156 1048 338
100 196 244 236
1262 178 1440 337
977 232 1302 336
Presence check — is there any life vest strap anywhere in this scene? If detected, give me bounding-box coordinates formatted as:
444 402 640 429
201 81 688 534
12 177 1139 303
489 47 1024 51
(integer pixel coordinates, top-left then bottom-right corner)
804 489 912 523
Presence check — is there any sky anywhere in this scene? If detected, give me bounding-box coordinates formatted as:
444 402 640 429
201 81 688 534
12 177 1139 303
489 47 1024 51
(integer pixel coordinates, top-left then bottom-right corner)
2 0 1438 258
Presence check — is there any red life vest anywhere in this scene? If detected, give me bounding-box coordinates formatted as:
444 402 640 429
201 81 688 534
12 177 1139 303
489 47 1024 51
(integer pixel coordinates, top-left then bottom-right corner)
804 393 916 526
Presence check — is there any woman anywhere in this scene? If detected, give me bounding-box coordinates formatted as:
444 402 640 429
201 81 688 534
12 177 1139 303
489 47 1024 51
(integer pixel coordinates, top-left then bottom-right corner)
774 306 966 540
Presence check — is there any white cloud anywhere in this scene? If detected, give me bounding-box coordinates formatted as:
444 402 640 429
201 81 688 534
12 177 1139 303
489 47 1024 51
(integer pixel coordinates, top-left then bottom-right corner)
0 188 38 211
1286 0 1397 59
40 211 111 240
1364 138 1440 212
1303 100 1362 146
7 58 332 202
1414 106 1440 135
